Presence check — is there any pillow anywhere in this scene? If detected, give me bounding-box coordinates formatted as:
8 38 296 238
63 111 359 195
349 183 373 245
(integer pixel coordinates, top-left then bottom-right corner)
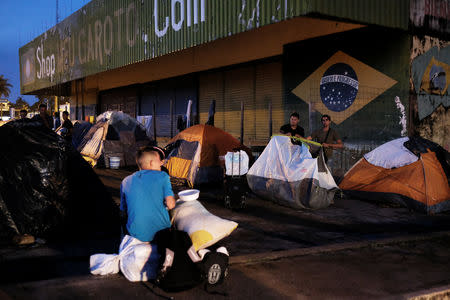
171 200 238 251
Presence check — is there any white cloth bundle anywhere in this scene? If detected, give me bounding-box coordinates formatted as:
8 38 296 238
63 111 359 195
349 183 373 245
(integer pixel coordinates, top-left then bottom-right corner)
90 235 160 282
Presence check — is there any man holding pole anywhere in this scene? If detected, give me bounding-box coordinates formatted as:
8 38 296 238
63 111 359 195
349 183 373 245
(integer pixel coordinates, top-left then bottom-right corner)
307 114 343 171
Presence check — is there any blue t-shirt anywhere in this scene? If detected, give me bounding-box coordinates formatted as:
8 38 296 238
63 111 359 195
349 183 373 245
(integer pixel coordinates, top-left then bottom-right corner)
120 170 174 242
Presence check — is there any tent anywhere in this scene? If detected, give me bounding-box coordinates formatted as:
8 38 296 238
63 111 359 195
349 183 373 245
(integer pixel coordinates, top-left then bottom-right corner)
0 119 120 242
77 111 153 167
72 120 93 149
339 136 450 214
163 124 251 187
246 135 338 209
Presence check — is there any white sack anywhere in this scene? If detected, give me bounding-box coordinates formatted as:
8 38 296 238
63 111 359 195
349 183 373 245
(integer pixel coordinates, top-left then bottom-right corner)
172 199 238 251
90 253 120 275
90 235 160 282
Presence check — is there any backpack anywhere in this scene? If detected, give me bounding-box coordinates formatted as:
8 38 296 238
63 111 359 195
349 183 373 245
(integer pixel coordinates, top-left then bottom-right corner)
153 228 203 292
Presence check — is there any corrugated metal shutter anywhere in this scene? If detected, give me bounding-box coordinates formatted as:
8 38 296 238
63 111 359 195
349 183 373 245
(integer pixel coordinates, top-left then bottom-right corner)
100 86 137 118
199 59 282 145
255 61 283 144
140 75 197 138
222 66 254 140
199 72 224 125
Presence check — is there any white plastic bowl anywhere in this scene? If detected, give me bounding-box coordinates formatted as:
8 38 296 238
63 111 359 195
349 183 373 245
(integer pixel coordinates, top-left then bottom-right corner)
178 189 200 201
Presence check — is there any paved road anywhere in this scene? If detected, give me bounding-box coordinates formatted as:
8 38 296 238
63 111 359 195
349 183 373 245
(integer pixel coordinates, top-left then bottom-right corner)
1 235 450 299
1 168 450 299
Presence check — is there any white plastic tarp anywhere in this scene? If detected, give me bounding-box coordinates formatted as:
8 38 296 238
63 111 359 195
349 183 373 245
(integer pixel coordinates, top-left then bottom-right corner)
248 135 337 190
364 137 418 169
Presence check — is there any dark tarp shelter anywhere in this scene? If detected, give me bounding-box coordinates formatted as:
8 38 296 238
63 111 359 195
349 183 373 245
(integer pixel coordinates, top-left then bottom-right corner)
72 120 93 149
0 119 120 242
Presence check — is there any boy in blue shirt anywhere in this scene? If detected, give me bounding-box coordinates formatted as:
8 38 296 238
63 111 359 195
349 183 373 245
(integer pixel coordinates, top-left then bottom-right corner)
120 146 176 242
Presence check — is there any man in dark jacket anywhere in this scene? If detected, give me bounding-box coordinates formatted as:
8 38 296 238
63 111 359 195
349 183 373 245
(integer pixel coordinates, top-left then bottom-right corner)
32 104 53 129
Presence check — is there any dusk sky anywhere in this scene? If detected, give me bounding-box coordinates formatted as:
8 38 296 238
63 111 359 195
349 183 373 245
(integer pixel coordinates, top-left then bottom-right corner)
0 0 89 105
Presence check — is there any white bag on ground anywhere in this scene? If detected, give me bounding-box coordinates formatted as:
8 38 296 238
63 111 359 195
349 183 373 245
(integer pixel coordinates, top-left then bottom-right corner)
90 235 160 282
172 199 238 251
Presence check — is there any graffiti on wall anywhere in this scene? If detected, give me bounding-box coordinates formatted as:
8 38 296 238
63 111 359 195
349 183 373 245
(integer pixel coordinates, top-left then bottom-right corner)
410 0 449 35
411 36 449 150
411 39 449 120
291 51 398 125
394 96 408 137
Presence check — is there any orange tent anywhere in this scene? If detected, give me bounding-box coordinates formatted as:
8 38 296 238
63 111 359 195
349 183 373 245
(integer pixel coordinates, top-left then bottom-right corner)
164 125 251 186
340 137 450 214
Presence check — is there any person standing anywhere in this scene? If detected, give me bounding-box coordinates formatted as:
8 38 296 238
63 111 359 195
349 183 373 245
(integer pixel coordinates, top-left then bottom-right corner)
60 111 73 142
53 112 61 130
19 109 28 119
308 114 343 169
279 112 305 138
31 104 53 129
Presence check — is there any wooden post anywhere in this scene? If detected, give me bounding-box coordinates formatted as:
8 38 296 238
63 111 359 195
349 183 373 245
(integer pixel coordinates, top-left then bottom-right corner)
153 102 157 144
240 100 244 144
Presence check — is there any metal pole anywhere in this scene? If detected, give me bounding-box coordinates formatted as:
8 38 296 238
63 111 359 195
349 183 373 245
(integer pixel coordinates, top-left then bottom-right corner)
81 79 85 121
170 99 173 138
240 100 244 144
75 80 79 120
152 102 157 144
269 100 272 139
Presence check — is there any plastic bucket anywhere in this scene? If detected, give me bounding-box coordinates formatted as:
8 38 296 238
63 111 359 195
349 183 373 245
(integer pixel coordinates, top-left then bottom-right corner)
109 156 121 169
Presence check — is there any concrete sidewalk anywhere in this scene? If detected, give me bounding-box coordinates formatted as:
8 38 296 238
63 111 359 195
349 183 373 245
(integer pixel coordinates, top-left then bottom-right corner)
94 168 450 258
1 168 450 299
1 233 450 299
